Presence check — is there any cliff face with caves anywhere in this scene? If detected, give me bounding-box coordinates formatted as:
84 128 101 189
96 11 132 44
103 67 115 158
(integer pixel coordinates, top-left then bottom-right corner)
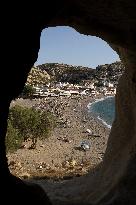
1 1 136 205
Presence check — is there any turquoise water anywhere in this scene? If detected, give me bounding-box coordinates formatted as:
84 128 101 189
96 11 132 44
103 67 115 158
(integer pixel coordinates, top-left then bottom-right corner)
88 96 115 128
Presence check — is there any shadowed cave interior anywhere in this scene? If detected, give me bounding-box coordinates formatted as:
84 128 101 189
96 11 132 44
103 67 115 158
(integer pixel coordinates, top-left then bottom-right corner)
1 1 136 205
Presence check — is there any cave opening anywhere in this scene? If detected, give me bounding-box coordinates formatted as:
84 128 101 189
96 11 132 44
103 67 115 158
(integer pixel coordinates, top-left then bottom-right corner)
1 2 136 204
6 26 123 182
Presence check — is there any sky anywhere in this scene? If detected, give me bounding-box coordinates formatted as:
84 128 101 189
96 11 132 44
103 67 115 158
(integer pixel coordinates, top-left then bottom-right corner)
35 26 120 69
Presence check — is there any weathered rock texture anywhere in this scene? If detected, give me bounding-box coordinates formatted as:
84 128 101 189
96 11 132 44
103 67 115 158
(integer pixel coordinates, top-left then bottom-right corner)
1 1 136 204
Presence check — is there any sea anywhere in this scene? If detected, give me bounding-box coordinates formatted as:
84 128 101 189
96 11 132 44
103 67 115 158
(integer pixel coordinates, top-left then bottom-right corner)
88 96 115 129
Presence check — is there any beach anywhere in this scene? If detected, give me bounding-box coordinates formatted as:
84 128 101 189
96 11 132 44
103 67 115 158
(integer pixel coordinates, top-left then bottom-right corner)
7 95 110 179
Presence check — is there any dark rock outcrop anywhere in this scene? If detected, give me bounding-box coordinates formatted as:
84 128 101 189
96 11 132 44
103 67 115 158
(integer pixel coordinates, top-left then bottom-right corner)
3 174 51 205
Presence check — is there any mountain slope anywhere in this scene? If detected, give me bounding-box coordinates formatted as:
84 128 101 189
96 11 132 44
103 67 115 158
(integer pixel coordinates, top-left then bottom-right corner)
27 61 125 86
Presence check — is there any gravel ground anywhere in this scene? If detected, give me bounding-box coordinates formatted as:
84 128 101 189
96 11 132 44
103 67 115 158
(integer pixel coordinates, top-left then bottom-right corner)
7 95 110 179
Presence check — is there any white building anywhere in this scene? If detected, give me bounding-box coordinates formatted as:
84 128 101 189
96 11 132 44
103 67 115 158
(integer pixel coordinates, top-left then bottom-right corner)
105 82 114 88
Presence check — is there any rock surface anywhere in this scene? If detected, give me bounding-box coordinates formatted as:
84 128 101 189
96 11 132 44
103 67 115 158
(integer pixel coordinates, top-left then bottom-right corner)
1 1 136 205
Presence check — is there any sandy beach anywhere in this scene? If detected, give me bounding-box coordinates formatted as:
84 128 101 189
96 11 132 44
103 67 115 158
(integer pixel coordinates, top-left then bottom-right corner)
7 95 110 179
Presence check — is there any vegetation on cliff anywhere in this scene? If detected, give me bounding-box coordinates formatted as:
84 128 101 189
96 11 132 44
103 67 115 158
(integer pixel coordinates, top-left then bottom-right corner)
33 63 95 84
95 61 125 85
26 61 124 87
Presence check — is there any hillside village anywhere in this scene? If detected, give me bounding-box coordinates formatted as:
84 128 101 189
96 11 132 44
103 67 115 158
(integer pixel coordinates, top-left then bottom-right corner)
26 61 125 98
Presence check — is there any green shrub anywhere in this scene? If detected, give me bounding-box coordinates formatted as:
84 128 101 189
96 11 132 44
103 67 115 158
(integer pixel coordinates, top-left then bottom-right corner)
20 84 35 98
6 105 56 151
6 120 23 153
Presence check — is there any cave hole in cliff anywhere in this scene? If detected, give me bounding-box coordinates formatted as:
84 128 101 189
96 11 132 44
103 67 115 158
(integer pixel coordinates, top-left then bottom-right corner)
7 26 123 180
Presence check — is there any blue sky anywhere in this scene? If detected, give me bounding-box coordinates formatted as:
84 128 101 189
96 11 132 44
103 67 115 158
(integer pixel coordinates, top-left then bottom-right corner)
35 26 120 69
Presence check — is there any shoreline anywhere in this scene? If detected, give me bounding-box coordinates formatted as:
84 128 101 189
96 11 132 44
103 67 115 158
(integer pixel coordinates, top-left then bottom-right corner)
87 95 115 129
8 95 111 180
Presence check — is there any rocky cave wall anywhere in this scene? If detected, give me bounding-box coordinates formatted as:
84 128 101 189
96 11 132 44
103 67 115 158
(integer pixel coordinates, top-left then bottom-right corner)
1 1 136 204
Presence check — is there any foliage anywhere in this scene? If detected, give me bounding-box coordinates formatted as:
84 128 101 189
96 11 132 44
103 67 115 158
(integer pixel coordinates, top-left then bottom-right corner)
6 121 23 153
6 105 56 152
94 81 104 87
21 84 35 98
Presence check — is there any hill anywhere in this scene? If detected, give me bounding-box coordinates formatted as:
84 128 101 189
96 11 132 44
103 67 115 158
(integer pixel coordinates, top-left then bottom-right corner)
36 63 95 84
26 61 125 86
95 61 125 86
